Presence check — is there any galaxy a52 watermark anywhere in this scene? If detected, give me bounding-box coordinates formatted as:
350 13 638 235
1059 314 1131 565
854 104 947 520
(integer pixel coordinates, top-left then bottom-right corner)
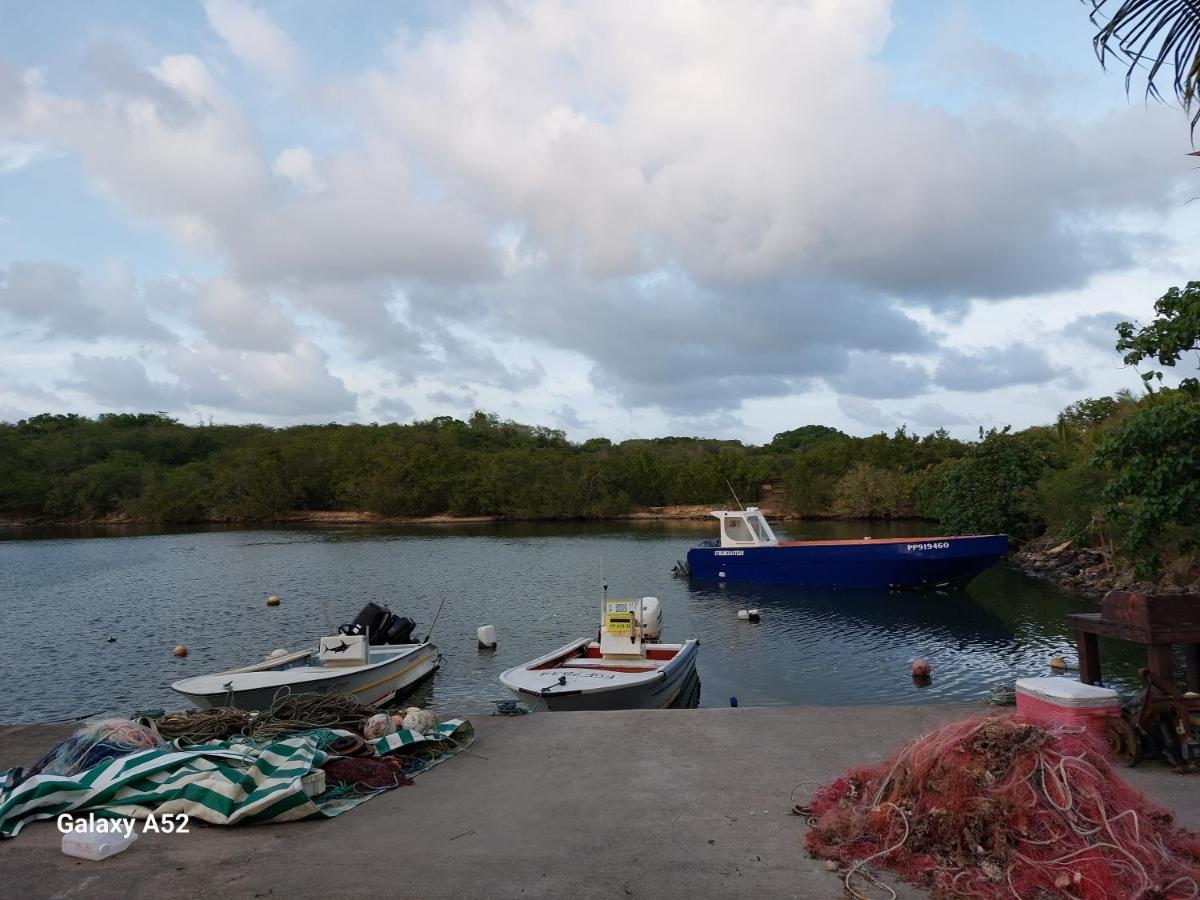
57 813 190 836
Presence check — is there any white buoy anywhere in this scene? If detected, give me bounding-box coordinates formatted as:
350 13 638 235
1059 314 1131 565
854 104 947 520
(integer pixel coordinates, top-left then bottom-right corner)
737 609 750 620
477 625 498 649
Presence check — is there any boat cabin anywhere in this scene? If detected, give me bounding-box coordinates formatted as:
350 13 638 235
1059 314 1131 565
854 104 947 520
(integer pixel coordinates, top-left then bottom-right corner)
712 507 779 548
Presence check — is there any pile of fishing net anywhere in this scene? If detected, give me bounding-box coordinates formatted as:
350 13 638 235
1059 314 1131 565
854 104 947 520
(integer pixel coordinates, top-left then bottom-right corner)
11 719 159 786
803 715 1200 899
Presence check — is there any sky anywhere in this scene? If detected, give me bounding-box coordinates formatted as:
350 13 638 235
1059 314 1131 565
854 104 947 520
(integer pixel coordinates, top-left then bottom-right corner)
0 0 1197 444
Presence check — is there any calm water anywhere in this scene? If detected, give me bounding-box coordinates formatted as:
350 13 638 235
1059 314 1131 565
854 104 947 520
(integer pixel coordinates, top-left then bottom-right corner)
0 520 1147 723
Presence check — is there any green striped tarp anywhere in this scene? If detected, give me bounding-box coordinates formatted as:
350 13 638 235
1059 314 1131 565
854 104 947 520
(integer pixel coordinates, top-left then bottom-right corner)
0 718 474 838
0 736 325 838
368 718 471 756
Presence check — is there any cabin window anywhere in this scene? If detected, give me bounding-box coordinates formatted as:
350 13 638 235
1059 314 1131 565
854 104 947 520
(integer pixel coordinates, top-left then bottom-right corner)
722 517 754 544
749 516 771 542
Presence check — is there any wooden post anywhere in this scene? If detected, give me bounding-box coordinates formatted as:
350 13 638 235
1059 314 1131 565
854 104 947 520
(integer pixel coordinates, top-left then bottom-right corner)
1146 644 1176 686
1186 644 1200 693
1076 630 1102 686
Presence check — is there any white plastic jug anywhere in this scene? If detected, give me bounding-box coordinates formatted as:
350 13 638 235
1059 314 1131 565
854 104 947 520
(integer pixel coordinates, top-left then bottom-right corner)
61 825 138 860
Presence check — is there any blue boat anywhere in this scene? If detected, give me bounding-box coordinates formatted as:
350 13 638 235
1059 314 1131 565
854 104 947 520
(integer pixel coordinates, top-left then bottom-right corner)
684 507 1008 589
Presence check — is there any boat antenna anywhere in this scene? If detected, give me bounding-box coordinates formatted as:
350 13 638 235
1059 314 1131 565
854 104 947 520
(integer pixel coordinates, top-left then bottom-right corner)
423 596 449 643
725 479 746 511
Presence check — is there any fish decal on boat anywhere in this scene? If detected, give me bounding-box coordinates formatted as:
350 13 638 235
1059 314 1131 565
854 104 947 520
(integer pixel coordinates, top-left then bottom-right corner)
322 640 351 653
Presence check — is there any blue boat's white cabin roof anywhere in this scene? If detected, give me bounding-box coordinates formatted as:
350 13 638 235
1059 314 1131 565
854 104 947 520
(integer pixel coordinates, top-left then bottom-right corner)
711 507 779 547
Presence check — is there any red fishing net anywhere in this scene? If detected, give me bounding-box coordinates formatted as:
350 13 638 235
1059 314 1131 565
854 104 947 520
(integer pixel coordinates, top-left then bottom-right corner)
804 715 1200 899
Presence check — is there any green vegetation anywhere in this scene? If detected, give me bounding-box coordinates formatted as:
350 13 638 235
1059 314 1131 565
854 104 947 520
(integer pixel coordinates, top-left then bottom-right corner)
3 280 1198 580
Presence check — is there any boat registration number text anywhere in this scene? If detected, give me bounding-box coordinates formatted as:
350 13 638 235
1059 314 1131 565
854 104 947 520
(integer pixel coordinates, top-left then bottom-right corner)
714 550 744 556
540 671 615 680
906 541 950 551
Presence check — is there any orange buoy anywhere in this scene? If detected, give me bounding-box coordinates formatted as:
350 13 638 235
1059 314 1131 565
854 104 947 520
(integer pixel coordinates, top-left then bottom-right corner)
173 645 188 658
911 659 931 678
1049 656 1067 670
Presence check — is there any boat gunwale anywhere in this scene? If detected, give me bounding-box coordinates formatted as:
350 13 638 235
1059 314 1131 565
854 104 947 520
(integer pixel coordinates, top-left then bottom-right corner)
171 641 436 696
772 534 1005 549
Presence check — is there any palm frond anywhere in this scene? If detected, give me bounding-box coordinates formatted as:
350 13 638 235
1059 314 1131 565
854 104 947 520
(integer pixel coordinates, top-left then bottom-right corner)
1088 0 1200 131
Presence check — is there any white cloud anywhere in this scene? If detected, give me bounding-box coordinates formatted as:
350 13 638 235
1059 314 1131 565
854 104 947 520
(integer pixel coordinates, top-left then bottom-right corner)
272 146 324 192
193 278 296 352
60 354 181 408
166 340 356 417
0 2 1195 436
202 0 300 84
900 402 969 428
0 140 56 173
0 260 173 343
836 395 895 430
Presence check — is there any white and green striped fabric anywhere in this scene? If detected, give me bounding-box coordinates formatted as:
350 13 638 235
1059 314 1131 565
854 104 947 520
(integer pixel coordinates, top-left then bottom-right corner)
0 718 476 839
368 718 471 756
0 736 326 839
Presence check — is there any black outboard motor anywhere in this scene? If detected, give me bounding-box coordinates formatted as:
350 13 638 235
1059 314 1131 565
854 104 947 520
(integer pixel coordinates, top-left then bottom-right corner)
339 602 418 645
381 615 416 644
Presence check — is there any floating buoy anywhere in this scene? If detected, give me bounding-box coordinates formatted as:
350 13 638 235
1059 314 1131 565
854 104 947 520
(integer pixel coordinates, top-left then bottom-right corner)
477 625 498 649
1049 656 1067 670
266 595 281 607
748 608 761 623
729 697 739 707
106 636 116 643
911 659 931 678
268 648 289 659
737 609 749 620
173 645 188 658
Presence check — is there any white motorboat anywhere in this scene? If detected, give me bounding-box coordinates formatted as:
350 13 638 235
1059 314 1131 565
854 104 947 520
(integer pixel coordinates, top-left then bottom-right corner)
499 596 700 711
171 603 439 711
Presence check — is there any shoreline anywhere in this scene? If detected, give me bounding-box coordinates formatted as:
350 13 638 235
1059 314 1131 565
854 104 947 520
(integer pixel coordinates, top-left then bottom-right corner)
0 504 931 529
1012 535 1200 599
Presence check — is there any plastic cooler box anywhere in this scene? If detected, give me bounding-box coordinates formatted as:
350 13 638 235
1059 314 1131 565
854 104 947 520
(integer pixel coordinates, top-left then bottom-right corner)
1015 677 1120 744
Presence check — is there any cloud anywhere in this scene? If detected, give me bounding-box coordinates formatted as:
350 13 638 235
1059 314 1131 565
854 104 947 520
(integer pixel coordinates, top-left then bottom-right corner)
373 395 414 422
272 146 324 192
0 140 57 174
934 343 1076 392
202 0 300 84
899 402 969 428
0 369 59 402
826 352 932 399
165 341 356 417
425 272 932 413
0 261 173 343
553 404 588 430
193 278 296 352
362 1 1185 299
0 3 1194 431
60 354 181 408
426 388 477 409
836 395 894 430
1062 310 1130 353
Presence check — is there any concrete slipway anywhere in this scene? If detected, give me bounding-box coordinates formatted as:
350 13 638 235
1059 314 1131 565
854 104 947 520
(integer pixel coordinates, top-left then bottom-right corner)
2 705 1199 900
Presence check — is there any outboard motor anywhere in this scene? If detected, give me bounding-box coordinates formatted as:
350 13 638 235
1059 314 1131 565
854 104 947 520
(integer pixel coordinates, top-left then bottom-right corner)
381 615 416 644
339 603 417 645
